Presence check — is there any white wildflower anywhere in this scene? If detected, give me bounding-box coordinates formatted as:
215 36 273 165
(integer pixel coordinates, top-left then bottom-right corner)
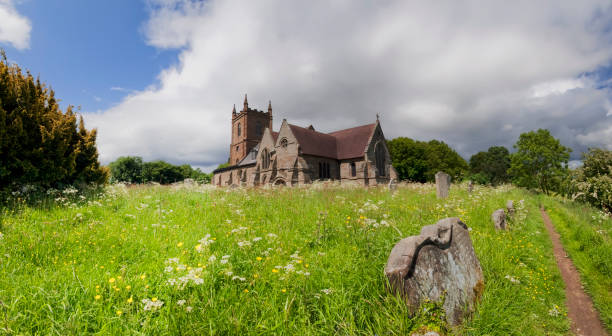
142 298 164 311
186 306 193 312
177 299 186 306
164 266 174 273
208 255 217 262
252 237 262 242
321 288 333 295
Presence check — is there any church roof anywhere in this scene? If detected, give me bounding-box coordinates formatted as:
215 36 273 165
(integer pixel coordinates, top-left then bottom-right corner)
288 122 377 160
329 123 377 159
289 124 338 159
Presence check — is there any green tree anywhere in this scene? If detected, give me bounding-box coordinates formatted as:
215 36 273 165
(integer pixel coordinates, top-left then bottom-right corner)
509 129 571 194
387 137 428 182
109 156 143 183
574 148 612 211
424 140 469 182
142 160 183 184
469 146 511 185
388 137 468 182
0 50 107 190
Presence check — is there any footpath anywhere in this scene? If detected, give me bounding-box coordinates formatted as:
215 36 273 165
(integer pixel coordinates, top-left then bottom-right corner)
540 209 608 336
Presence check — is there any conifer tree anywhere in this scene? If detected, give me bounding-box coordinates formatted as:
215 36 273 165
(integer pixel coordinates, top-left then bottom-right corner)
0 50 107 190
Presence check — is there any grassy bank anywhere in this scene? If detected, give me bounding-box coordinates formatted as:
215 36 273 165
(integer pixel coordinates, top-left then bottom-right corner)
541 196 612 333
0 183 571 335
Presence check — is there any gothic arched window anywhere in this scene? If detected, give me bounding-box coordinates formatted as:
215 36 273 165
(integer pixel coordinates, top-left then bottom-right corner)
375 142 386 177
280 138 288 149
262 148 270 169
237 123 241 136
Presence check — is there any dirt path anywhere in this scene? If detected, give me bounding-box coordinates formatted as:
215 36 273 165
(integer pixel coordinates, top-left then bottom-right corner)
540 209 608 336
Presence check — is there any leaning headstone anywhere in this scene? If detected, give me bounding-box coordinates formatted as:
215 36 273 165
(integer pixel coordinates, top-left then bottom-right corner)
506 200 515 216
492 209 506 230
435 171 451 199
467 180 474 193
388 178 397 194
385 217 484 326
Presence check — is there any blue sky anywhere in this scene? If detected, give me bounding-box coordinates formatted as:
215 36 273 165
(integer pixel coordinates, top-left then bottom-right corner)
2 0 178 112
1 0 612 171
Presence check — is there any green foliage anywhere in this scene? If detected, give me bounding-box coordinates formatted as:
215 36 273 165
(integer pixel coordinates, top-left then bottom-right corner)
109 156 143 183
108 157 210 184
509 129 571 194
0 51 107 191
388 137 468 182
574 148 612 212
469 146 511 185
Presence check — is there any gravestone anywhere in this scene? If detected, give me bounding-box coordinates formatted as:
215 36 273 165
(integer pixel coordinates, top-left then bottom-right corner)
492 209 506 230
388 178 397 194
467 180 473 193
435 172 451 199
506 200 514 216
385 217 484 326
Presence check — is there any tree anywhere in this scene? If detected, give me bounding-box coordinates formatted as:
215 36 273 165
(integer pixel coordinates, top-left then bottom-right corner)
109 156 143 183
469 146 511 185
574 148 612 211
387 137 428 182
0 50 107 190
424 140 469 182
388 137 468 182
508 129 571 194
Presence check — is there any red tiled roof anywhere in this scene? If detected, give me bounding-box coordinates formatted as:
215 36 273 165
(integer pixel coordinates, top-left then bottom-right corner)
329 123 376 159
288 124 338 159
287 123 377 160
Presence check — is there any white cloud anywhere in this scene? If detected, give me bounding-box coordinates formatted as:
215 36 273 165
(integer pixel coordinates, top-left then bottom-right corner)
85 0 612 170
0 0 31 50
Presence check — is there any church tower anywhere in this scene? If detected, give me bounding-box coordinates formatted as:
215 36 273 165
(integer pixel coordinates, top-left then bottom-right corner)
229 94 273 165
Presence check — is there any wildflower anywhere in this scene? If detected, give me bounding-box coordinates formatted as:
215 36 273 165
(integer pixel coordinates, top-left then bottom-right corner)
140 274 146 280
321 288 333 295
177 242 184 247
177 300 186 306
256 257 262 261
165 266 174 273
109 278 116 283
152 297 158 302
116 310 123 316
272 269 279 273
253 237 262 242
244 289 249 293
94 295 101 300
185 306 193 312
125 285 131 290
281 289 286 293
127 297 133 303
208 255 217 262
266 233 278 239
142 298 164 311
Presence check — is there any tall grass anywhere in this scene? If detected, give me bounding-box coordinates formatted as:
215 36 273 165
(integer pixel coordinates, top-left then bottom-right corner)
0 183 572 335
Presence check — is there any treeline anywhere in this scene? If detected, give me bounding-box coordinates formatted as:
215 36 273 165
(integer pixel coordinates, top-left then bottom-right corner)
109 156 210 184
0 51 107 192
388 129 611 211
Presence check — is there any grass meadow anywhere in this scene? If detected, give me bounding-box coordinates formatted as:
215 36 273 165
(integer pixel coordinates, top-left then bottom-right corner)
0 182 608 335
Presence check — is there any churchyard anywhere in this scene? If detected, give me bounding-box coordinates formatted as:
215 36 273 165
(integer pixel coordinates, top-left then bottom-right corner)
0 182 610 335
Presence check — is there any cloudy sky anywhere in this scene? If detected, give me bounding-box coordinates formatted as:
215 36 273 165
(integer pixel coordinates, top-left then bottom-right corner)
2 0 612 171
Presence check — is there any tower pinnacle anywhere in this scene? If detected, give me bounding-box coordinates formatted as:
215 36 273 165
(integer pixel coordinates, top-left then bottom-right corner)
243 94 248 111
268 100 272 114
232 104 236 114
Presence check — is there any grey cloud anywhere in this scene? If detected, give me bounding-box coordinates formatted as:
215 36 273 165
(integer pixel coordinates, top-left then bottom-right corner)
85 0 612 171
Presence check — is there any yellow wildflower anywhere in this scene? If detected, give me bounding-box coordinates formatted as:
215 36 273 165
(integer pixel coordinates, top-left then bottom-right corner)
108 278 116 283
127 297 133 303
94 295 101 300
256 257 262 261
152 297 157 302
272 269 279 273
116 310 122 316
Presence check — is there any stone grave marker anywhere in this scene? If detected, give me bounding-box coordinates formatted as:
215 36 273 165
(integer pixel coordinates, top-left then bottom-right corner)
435 171 451 199
492 209 506 230
385 217 484 325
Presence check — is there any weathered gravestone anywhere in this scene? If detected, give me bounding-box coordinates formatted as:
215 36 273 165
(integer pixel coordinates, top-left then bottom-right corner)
491 209 506 230
385 217 484 325
467 180 474 193
388 178 397 194
506 200 514 216
435 172 451 199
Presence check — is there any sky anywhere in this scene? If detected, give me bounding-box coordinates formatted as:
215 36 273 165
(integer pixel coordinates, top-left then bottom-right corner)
2 0 612 172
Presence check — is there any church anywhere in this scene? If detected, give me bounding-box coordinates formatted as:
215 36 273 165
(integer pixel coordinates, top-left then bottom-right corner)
212 95 397 187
